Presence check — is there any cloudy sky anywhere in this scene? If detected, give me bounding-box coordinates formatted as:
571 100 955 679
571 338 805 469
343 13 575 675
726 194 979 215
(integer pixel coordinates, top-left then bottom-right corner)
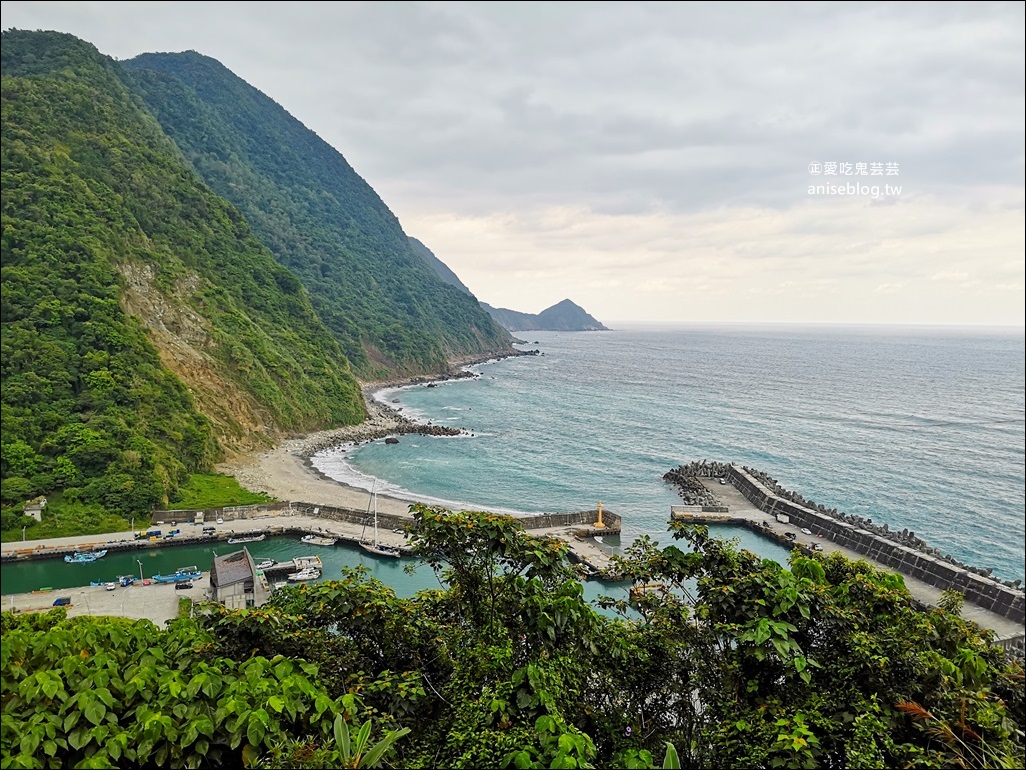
4 1 1024 326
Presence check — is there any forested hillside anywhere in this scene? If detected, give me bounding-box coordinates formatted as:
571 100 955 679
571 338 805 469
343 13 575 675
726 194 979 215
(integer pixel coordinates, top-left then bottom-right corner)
120 52 514 378
1 30 365 524
409 236 475 296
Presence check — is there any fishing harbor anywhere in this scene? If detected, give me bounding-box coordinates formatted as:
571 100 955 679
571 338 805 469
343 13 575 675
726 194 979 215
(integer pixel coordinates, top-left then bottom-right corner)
3 478 1022 655
0 503 628 620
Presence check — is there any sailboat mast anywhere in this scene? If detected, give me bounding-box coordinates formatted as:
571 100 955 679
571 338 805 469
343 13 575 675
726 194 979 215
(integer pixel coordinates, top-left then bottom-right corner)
362 479 377 544
373 486 379 545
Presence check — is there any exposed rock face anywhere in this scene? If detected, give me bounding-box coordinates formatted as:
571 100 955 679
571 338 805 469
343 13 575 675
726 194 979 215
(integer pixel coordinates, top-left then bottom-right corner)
118 256 276 457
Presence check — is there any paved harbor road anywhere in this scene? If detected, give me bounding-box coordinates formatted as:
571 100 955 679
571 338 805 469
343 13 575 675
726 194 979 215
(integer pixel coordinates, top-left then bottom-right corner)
3 575 209 626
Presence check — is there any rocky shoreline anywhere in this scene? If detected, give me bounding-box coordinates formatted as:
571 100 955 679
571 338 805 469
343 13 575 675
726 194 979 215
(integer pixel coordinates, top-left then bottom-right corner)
218 347 536 512
286 347 537 457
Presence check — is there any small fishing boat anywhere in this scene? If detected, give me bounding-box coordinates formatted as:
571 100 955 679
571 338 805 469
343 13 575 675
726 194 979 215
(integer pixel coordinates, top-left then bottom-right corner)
65 549 108 564
152 565 202 583
90 575 136 588
300 534 337 547
287 567 321 582
227 533 266 544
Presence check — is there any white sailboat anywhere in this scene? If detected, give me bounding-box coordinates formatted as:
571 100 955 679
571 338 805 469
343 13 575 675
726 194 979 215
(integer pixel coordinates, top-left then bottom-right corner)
360 481 401 558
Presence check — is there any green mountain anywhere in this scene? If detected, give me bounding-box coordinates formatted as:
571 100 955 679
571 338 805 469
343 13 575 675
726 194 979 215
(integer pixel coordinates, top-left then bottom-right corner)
409 237 474 296
119 52 514 378
1 30 365 519
482 299 609 332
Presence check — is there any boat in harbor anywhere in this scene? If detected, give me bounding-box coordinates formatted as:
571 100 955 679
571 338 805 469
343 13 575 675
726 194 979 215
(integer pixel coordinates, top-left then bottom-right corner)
300 534 337 547
64 549 108 564
227 533 266 544
152 565 202 583
360 541 401 558
90 575 136 588
359 482 401 559
287 567 321 582
291 555 323 570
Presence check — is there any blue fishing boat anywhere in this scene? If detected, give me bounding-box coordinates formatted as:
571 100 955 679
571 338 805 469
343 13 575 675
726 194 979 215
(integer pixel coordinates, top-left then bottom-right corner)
64 549 108 564
91 575 136 587
152 565 202 583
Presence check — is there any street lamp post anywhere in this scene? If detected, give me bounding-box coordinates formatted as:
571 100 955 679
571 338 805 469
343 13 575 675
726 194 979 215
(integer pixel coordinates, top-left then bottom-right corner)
22 525 27 541
137 559 144 582
130 517 135 537
121 586 132 618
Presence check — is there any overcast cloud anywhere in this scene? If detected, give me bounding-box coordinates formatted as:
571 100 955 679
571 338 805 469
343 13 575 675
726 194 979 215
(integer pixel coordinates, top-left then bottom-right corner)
3 1 1023 325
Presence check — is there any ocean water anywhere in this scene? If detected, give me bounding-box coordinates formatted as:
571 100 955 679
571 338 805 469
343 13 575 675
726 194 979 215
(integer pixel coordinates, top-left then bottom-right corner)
313 324 1025 583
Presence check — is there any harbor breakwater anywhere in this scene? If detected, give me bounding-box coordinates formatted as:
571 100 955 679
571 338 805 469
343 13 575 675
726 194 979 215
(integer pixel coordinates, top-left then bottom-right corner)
278 502 620 539
145 501 620 537
664 461 1024 625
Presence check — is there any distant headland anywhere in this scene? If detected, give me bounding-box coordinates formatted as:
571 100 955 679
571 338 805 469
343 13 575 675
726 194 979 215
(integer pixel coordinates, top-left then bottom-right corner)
480 299 609 332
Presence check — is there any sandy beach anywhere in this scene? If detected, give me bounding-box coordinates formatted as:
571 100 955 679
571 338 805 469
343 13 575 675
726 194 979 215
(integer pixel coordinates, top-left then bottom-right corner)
219 397 418 517
216 364 515 518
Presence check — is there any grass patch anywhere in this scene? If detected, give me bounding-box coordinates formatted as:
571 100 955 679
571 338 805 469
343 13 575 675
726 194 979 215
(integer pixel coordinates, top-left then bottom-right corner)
167 473 275 510
0 493 130 543
1 474 274 542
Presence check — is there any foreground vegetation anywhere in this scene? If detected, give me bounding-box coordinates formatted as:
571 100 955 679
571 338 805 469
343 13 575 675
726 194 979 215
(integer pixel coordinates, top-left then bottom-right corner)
2 507 1022 769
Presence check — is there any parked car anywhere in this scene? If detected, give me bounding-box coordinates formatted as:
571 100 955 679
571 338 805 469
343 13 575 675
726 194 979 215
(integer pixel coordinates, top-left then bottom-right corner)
811 543 824 552
104 582 117 591
52 596 71 606
174 580 193 590
801 528 812 535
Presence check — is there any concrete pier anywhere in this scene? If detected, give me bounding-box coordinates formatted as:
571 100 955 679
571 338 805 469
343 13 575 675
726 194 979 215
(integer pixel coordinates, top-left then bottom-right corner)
667 473 1024 654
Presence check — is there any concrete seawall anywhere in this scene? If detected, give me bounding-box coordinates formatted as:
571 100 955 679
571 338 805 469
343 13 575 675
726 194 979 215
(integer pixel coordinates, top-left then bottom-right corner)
148 501 620 537
724 465 1024 625
2 503 618 567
